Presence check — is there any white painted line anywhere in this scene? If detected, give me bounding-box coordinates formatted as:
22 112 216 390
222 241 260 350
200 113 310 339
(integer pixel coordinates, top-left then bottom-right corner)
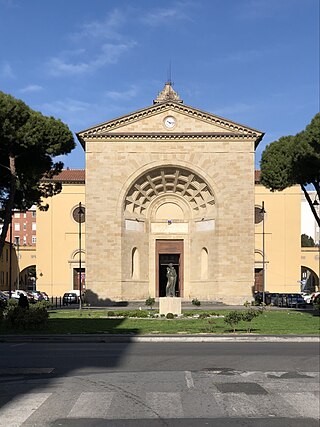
185 371 194 389
281 392 320 419
68 392 114 418
147 392 183 418
129 336 320 343
0 393 51 427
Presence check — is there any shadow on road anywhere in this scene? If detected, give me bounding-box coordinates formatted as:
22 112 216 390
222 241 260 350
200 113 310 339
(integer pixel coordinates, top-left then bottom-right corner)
0 317 138 411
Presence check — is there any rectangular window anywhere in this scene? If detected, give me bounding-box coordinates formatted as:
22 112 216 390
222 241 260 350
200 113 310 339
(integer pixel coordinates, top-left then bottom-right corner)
32 211 36 218
32 236 37 244
14 223 20 231
23 213 26 218
32 222 36 231
14 213 20 219
14 236 20 245
23 223 26 230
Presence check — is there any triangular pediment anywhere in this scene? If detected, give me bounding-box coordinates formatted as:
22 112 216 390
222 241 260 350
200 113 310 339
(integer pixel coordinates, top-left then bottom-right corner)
77 100 264 146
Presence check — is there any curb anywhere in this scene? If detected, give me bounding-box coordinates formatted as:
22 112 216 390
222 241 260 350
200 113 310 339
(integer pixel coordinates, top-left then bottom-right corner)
0 334 319 343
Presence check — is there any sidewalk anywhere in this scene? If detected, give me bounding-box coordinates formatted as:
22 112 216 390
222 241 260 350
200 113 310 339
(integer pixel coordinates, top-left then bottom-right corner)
0 333 318 343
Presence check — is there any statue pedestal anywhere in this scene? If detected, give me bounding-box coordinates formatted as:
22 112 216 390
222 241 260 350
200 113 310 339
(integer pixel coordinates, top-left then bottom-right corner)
159 297 181 316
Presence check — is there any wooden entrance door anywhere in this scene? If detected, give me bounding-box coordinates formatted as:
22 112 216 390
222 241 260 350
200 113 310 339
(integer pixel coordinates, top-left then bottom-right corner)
156 240 184 297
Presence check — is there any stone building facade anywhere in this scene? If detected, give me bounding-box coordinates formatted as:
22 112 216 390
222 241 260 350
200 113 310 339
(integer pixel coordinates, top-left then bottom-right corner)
77 83 264 304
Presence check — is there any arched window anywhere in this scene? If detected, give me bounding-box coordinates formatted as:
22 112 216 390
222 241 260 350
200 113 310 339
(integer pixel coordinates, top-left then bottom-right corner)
132 247 140 279
201 247 208 279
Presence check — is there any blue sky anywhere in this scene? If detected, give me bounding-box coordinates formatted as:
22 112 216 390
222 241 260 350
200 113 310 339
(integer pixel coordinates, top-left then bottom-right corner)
1 0 319 169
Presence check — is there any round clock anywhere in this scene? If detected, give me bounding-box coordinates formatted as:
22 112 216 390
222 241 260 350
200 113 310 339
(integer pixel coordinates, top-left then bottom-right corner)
164 116 176 129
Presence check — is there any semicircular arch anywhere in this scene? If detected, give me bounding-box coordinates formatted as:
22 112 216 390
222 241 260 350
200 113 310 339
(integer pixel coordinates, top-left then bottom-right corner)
122 165 216 220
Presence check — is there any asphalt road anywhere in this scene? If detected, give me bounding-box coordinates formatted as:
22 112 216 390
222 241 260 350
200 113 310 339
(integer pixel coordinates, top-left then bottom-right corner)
0 342 319 426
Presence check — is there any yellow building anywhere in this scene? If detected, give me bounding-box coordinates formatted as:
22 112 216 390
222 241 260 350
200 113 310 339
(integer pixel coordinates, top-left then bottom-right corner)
36 170 85 297
254 172 301 294
0 241 17 291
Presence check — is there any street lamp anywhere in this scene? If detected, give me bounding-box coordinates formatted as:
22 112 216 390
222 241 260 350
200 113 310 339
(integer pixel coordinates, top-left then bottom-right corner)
73 202 85 309
313 196 320 291
9 213 12 297
260 201 266 304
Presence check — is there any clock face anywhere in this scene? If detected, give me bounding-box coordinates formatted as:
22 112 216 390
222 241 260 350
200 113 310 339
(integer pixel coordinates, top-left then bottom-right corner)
164 116 176 129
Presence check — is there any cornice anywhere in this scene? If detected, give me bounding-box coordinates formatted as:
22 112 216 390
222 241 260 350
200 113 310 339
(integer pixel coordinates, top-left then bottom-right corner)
84 132 259 141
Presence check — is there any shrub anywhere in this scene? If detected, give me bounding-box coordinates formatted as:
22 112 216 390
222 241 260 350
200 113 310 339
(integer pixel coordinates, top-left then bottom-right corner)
199 313 209 319
129 310 149 318
241 308 261 332
7 298 18 307
6 305 48 329
145 297 156 309
313 298 320 315
166 312 174 319
36 300 52 309
224 311 243 332
192 298 201 307
107 311 115 317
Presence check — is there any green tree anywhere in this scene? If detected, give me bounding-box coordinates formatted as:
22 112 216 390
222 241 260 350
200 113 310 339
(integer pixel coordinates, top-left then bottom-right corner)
301 234 315 247
260 113 320 227
0 91 75 257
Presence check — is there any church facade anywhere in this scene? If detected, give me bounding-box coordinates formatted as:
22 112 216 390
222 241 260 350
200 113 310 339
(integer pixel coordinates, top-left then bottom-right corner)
77 83 264 304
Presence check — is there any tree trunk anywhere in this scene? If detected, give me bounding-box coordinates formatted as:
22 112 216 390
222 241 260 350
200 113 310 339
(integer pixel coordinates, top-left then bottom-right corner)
0 155 17 258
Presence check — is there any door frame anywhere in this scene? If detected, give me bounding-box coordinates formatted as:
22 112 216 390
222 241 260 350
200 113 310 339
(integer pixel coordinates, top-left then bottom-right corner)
155 239 184 297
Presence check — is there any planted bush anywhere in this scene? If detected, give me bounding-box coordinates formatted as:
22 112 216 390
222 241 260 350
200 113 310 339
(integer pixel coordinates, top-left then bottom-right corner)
145 297 156 309
6 305 48 329
224 311 243 332
241 308 261 332
192 298 201 307
107 311 115 317
224 308 263 333
166 312 174 319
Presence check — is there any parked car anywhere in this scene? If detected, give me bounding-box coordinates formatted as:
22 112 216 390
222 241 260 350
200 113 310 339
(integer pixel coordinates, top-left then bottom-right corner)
11 290 28 300
62 292 79 305
40 291 49 301
285 294 307 308
301 293 313 304
30 291 45 302
311 292 320 304
0 291 8 308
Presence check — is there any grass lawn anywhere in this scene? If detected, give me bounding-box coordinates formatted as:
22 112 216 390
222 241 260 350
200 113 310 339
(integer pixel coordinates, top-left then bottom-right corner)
0 308 319 335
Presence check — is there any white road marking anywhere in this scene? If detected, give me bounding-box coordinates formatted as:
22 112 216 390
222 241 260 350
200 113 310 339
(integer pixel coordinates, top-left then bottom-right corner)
0 393 51 427
147 392 183 418
185 371 194 389
68 392 114 418
281 392 320 419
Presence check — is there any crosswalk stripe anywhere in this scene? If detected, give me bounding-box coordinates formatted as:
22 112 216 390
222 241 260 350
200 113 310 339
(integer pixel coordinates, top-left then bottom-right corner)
146 392 183 418
67 392 115 418
282 392 320 419
213 392 300 418
185 371 194 388
213 392 259 417
0 393 51 427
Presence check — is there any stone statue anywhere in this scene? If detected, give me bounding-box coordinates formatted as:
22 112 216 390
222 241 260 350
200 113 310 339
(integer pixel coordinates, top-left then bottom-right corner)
166 263 177 297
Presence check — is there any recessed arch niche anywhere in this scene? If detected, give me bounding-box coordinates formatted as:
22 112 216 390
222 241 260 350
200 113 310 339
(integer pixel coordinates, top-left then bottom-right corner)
124 166 215 220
